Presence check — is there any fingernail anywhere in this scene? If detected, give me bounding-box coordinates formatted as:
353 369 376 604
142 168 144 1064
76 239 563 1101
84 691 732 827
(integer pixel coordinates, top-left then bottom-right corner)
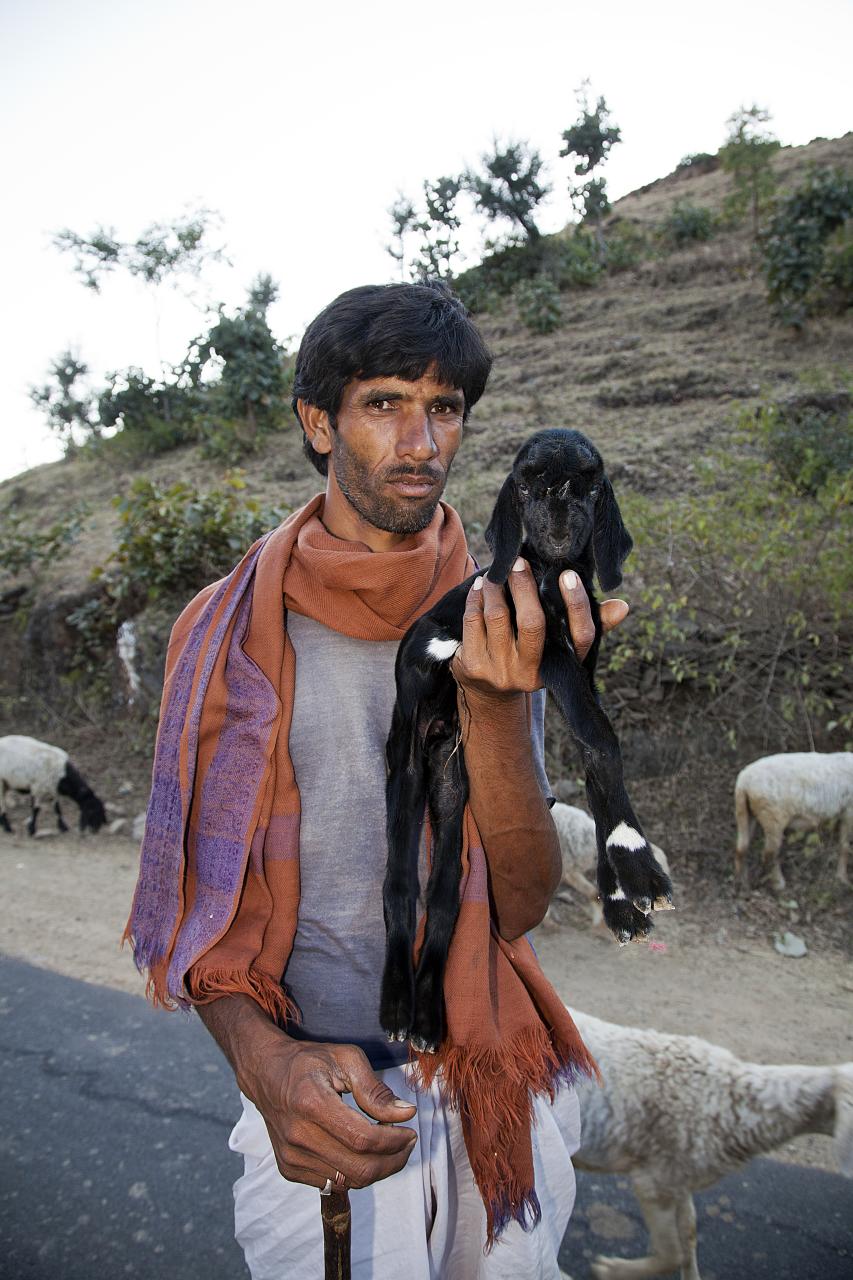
512 557 525 572
562 570 579 591
392 1098 413 1109
472 576 483 591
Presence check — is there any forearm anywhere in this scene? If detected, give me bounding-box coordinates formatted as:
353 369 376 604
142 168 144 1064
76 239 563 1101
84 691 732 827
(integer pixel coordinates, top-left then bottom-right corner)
195 992 290 1101
459 685 561 940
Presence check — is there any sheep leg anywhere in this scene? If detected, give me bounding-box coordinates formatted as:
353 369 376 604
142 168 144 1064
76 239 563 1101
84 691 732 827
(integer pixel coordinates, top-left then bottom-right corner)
837 812 850 885
380 699 428 1044
26 794 40 837
0 781 11 833
757 818 786 892
590 1186 694 1280
674 1193 701 1280
54 801 69 833
409 725 468 1054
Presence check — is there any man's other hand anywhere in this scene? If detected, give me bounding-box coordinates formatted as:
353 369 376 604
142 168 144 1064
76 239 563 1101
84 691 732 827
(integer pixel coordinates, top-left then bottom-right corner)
247 1037 418 1191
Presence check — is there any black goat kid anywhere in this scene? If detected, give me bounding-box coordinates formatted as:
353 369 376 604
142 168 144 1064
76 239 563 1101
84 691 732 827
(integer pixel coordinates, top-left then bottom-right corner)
380 429 673 1053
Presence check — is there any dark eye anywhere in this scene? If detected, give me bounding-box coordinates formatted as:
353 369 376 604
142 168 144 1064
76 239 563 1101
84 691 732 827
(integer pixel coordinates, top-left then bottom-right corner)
589 486 599 499
518 483 529 497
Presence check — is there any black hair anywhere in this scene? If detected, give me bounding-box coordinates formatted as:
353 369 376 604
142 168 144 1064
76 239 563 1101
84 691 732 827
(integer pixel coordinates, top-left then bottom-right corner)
291 280 493 475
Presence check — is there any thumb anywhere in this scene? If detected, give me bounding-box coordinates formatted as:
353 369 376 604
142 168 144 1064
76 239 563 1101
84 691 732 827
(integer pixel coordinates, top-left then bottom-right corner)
342 1057 417 1122
599 597 629 635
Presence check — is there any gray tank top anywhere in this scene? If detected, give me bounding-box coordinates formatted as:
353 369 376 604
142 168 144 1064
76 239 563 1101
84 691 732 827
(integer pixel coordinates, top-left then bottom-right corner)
283 612 550 1068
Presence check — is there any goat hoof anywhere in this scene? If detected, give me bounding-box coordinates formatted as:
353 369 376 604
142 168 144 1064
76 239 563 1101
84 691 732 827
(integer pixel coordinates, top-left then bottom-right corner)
653 894 675 911
410 1034 438 1054
633 895 652 915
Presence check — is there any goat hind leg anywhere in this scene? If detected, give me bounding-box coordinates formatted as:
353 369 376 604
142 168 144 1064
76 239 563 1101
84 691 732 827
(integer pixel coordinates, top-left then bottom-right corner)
541 648 672 922
0 781 10 834
410 730 468 1053
380 724 427 1042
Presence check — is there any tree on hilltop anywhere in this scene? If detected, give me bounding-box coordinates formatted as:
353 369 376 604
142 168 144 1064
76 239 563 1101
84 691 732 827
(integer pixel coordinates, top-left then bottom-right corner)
386 195 419 281
719 105 781 239
464 140 550 243
560 83 622 252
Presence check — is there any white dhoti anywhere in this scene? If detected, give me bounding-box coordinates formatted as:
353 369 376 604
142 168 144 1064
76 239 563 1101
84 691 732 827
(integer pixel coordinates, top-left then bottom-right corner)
229 1065 580 1280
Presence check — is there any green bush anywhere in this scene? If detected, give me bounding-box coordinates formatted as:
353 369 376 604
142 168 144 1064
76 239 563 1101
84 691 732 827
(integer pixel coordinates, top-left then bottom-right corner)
662 200 715 246
754 396 853 495
601 405 853 747
548 233 603 288
762 166 853 326
603 221 648 272
104 473 286 603
516 277 562 333
0 505 89 580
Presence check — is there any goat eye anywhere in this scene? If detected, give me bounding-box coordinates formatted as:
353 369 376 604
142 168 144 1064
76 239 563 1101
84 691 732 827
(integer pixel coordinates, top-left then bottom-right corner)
518 483 529 497
589 486 599 499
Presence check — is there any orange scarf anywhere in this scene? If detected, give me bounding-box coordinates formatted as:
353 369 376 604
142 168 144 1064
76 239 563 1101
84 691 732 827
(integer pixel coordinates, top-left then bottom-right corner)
126 494 597 1243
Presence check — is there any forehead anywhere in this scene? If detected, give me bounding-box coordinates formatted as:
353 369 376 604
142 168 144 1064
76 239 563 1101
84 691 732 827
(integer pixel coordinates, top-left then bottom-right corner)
519 433 602 482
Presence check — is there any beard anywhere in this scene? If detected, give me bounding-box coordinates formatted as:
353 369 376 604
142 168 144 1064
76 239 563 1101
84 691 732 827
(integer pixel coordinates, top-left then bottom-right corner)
331 438 447 536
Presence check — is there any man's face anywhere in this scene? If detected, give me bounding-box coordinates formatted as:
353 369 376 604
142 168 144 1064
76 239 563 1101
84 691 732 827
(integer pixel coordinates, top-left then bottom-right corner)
327 368 465 536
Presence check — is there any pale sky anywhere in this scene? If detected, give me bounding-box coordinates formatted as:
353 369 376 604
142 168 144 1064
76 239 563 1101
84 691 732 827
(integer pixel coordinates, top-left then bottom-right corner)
1 0 851 481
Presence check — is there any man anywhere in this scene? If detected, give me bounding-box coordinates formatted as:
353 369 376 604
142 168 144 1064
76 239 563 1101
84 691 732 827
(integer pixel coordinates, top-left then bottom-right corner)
127 281 627 1278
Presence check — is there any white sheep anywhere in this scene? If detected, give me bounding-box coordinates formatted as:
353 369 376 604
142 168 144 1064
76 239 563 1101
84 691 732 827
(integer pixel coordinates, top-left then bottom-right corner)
546 802 669 929
570 1007 853 1280
0 734 106 836
734 751 853 892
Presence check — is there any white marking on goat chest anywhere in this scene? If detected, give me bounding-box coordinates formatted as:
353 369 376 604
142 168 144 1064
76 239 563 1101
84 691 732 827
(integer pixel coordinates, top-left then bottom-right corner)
608 887 628 901
606 822 646 852
426 636 461 662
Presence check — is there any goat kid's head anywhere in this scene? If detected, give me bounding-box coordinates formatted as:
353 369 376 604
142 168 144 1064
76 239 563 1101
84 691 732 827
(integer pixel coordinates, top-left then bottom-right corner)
484 429 632 590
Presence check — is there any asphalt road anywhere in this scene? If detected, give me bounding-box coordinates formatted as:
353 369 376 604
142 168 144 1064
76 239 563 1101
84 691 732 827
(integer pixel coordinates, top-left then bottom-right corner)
1 955 850 1280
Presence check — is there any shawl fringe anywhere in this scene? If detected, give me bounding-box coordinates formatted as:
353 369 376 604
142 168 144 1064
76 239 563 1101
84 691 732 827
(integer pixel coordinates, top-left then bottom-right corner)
185 967 300 1028
410 1020 600 1246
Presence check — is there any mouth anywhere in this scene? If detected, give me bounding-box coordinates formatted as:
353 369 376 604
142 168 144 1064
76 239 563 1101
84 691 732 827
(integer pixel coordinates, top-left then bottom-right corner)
386 472 442 498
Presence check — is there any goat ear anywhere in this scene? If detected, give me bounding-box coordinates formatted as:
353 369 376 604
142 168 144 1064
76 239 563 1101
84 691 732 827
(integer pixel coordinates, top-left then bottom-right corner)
592 477 633 591
484 473 523 584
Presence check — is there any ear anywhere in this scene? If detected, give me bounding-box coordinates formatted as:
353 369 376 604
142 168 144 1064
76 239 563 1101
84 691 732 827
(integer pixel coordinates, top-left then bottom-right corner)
592 477 633 591
297 398 333 459
484 473 523 584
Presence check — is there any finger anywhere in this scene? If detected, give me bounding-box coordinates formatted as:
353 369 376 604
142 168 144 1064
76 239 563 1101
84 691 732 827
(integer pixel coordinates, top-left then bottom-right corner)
480 575 513 651
456 576 486 671
559 570 596 661
505 557 546 670
326 1054 417 1126
599 598 629 635
284 1126 418 1189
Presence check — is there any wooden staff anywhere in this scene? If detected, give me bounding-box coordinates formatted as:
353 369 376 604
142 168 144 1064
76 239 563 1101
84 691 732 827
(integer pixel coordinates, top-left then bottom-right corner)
320 1185 351 1280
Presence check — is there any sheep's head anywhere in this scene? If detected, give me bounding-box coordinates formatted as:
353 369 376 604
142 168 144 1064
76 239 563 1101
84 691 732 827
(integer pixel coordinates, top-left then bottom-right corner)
80 792 107 833
484 429 633 589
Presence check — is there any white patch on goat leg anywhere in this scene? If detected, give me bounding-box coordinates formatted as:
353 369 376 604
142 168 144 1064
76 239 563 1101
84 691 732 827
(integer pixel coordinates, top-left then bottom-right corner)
606 822 646 852
426 637 462 662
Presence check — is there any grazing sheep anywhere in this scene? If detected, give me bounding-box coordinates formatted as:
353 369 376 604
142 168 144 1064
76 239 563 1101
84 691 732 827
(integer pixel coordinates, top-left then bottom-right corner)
734 751 853 892
546 802 670 929
570 1007 853 1280
0 734 106 836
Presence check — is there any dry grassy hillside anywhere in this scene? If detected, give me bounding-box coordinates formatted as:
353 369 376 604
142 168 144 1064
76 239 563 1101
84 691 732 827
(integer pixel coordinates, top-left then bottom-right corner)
1 133 851 952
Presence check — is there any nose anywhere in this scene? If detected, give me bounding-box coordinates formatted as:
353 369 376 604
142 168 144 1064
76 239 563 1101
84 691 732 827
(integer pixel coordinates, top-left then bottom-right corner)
396 408 439 461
